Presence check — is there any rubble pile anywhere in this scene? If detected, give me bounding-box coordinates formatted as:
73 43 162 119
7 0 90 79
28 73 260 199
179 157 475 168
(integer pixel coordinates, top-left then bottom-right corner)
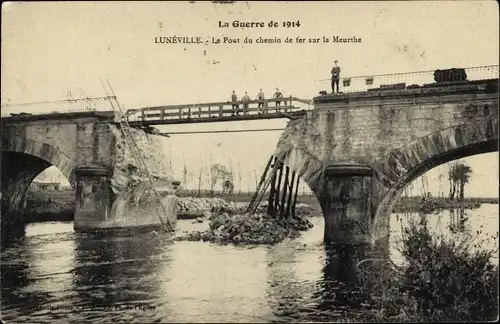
175 212 314 245
177 197 247 218
176 197 316 219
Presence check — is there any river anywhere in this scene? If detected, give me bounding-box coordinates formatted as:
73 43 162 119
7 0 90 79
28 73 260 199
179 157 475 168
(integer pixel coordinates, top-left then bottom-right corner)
1 204 498 323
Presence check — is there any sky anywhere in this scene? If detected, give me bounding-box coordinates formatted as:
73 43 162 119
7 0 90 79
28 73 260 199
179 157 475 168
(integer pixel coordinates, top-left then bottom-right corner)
2 1 499 197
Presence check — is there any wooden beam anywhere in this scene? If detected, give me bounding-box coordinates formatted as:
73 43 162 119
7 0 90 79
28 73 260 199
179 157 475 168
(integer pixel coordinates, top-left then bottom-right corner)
246 155 274 213
267 156 278 216
247 152 285 215
273 162 284 217
292 175 300 218
286 171 296 218
127 110 307 126
140 105 299 119
279 166 290 219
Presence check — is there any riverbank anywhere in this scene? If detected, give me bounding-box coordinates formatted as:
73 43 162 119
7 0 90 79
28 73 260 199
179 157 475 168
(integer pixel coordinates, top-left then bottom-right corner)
23 188 75 222
21 188 318 222
21 187 499 222
393 196 497 214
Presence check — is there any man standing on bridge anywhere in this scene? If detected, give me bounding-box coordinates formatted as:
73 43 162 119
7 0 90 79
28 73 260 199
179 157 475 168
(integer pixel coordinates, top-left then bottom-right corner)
331 60 341 94
257 89 266 114
231 90 239 116
241 92 251 115
274 88 284 111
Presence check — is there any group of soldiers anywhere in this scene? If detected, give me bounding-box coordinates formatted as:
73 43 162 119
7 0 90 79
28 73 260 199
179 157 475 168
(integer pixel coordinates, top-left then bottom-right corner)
228 59 341 116
229 88 286 115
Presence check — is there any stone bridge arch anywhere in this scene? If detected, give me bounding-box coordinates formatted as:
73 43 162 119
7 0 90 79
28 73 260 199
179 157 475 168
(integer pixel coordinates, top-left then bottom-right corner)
371 115 499 240
1 137 76 212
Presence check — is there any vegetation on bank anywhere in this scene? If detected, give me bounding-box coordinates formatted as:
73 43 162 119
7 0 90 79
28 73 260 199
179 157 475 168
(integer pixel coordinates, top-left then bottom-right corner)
21 186 498 223
355 213 499 322
23 188 75 222
392 195 494 214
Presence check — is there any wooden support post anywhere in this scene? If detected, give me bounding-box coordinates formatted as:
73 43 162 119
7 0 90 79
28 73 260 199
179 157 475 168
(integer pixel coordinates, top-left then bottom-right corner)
279 166 290 219
219 105 223 117
267 157 278 216
292 175 300 218
198 106 202 117
247 152 285 215
246 155 274 213
286 171 296 218
273 162 284 217
141 109 145 122
178 108 182 119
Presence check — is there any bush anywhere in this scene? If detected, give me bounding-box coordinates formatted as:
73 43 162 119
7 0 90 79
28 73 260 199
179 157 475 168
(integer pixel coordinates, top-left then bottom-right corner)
398 215 498 321
357 213 499 322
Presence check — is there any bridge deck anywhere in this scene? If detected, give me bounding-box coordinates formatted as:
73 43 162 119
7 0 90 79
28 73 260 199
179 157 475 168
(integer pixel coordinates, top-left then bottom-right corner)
125 97 311 126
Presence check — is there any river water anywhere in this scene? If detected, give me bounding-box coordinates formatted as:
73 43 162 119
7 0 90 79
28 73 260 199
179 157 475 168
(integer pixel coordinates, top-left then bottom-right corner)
1 204 498 323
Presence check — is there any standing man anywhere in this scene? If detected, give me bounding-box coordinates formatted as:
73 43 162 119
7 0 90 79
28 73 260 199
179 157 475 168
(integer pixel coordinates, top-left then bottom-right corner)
231 90 239 115
256 89 266 113
274 88 283 111
331 60 341 94
241 92 251 115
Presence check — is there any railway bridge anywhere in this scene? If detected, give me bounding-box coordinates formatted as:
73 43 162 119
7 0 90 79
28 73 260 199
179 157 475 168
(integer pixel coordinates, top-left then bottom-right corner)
1 65 498 245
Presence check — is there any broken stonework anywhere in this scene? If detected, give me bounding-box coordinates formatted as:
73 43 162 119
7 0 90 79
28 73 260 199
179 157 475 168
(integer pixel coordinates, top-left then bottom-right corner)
108 125 178 229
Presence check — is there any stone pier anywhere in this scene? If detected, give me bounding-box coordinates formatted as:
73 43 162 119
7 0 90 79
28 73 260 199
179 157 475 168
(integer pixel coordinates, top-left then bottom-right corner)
73 166 114 232
320 164 373 245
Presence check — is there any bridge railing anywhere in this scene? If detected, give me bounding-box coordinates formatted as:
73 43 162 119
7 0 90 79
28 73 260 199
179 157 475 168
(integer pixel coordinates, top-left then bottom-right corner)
315 64 499 94
0 96 116 117
125 97 313 123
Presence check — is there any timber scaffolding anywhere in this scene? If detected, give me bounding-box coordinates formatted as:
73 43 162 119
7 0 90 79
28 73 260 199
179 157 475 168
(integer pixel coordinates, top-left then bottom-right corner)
246 154 301 219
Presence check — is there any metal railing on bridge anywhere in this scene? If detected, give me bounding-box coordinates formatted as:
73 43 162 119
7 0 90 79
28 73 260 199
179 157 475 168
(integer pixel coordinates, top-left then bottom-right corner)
316 64 499 94
0 96 116 117
124 96 313 125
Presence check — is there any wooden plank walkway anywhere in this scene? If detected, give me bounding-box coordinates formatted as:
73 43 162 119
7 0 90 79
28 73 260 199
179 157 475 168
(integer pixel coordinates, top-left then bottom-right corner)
125 97 311 126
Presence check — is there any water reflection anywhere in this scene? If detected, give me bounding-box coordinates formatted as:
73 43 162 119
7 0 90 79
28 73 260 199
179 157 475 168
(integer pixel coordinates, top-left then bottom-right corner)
264 240 387 322
1 205 498 323
449 208 468 233
312 245 375 321
0 226 72 322
1 222 26 249
264 241 321 322
71 233 169 322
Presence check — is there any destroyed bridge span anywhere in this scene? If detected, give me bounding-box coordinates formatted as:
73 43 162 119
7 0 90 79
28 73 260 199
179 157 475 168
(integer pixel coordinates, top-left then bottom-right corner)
1 65 498 246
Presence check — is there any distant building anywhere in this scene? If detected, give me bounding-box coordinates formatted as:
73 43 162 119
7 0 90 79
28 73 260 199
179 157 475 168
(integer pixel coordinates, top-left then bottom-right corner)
31 181 60 191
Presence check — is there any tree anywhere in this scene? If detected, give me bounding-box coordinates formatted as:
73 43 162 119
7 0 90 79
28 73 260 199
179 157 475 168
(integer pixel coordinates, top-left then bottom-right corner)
447 161 473 201
209 163 233 194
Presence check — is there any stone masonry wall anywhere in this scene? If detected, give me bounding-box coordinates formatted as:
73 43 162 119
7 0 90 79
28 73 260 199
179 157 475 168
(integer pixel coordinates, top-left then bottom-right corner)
273 83 498 242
